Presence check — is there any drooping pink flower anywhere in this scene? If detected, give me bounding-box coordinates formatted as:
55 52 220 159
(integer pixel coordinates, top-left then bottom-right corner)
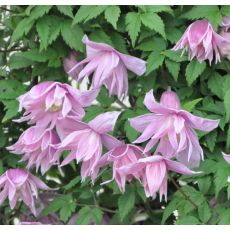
0 169 49 215
98 143 145 192
219 30 230 60
130 88 219 168
66 35 146 97
54 111 121 181
63 51 82 78
222 16 230 32
15 81 99 128
172 19 230 64
222 152 230 182
119 155 201 200
7 126 60 175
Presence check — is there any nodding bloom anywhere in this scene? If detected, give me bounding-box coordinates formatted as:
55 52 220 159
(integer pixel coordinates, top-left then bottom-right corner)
63 51 82 78
15 81 99 128
222 16 230 32
222 152 230 182
98 143 145 192
129 88 219 168
54 111 121 181
0 169 49 215
7 126 60 175
119 155 201 200
172 19 230 64
66 35 146 98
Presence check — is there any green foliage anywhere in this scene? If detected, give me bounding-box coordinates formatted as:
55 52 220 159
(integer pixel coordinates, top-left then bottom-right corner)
0 5 230 225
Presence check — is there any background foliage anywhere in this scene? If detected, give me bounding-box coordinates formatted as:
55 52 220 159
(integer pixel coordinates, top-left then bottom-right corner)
0 5 230 225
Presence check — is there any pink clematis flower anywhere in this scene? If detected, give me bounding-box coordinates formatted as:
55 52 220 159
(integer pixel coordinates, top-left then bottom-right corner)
172 20 230 64
63 51 82 78
222 16 230 32
130 88 219 168
219 31 230 60
98 143 145 192
0 169 49 215
119 155 201 200
222 152 230 182
54 111 121 181
7 126 60 175
66 35 146 97
15 81 98 128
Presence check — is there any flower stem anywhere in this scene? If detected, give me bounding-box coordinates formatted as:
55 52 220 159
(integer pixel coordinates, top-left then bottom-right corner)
116 98 129 109
169 175 198 209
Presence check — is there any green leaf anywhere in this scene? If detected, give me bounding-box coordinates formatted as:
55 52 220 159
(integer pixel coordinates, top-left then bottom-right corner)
56 6 73 18
2 100 19 122
36 16 50 50
224 89 230 121
138 6 173 14
124 120 139 142
141 12 166 39
137 37 166 52
61 20 84 52
146 51 165 75
181 6 222 29
104 6 121 29
165 59 180 81
176 216 200 225
197 176 211 194
92 208 103 224
221 5 230 17
11 18 34 43
76 206 91 225
84 6 107 23
198 201 212 223
205 130 217 152
227 124 230 150
90 30 113 46
207 72 223 99
162 49 188 62
63 176 81 190
118 187 135 220
185 60 206 86
72 6 94 24
125 12 141 47
8 53 34 69
59 202 76 222
182 98 202 112
29 6 52 20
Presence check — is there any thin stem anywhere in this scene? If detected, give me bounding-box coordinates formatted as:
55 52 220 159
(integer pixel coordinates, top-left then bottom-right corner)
0 47 27 53
76 202 117 213
0 6 17 13
169 175 198 209
116 98 129 109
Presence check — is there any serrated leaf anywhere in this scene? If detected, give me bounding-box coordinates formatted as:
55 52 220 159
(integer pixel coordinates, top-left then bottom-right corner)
207 72 223 99
165 59 180 81
118 187 135 220
137 37 166 52
138 5 173 14
176 216 200 225
57 6 73 18
141 12 166 39
124 120 139 142
198 201 212 223
90 30 113 46
125 12 141 47
59 202 76 222
181 6 222 29
104 6 121 29
2 100 19 122
146 51 165 75
63 176 81 190
182 98 202 112
185 60 206 86
61 20 84 52
76 206 91 225
198 176 211 194
8 53 34 69
162 49 187 62
36 17 50 50
84 6 107 23
72 6 94 24
92 208 103 224
205 130 217 152
29 6 52 20
224 89 230 121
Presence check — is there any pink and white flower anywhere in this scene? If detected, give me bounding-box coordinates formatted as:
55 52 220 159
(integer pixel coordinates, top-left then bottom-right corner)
16 81 98 128
7 126 60 175
130 88 219 168
98 143 145 191
222 16 230 32
119 155 201 200
172 20 230 64
54 112 121 181
0 169 49 215
66 35 146 97
222 152 230 182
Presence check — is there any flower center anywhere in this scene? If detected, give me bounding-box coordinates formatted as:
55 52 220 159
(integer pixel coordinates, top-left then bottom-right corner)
47 99 63 112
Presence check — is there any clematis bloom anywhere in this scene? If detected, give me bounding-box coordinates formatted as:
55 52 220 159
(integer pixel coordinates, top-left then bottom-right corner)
119 155 201 200
15 81 98 128
222 152 230 182
7 126 60 175
66 35 146 97
0 169 49 215
130 88 219 168
98 143 145 192
54 111 121 180
172 20 229 64
222 16 230 32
